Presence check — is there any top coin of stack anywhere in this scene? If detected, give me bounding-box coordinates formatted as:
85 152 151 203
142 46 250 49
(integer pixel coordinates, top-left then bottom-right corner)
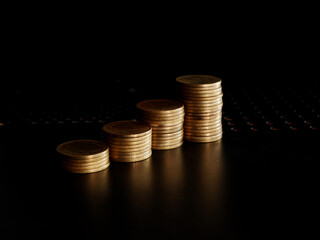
102 120 152 162
56 139 110 174
176 75 223 142
137 99 184 150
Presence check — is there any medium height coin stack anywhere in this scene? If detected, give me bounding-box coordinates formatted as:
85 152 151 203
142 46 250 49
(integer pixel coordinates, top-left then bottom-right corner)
176 75 223 142
137 99 184 150
102 120 152 162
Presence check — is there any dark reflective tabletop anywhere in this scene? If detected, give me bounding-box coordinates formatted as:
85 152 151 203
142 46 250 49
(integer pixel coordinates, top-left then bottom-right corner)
1 125 317 239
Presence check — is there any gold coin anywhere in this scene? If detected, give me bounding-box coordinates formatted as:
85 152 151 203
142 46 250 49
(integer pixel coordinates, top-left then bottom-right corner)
184 117 221 123
184 133 223 143
139 117 184 127
184 105 223 111
181 95 223 101
109 139 151 147
178 82 221 89
62 161 110 171
184 111 222 116
152 139 183 146
61 149 109 159
106 137 151 145
184 126 221 132
139 111 185 120
152 135 183 141
184 123 222 130
62 158 110 169
181 93 223 101
184 107 223 113
153 132 184 139
110 144 151 153
139 111 184 118
106 140 151 148
137 99 184 114
152 137 183 144
183 99 223 106
184 106 223 112
177 81 222 89
139 111 184 119
152 139 183 147
61 157 109 167
149 121 184 128
152 128 183 136
184 129 223 137
152 127 183 133
57 139 108 160
185 116 221 121
102 120 151 138
185 113 222 118
184 106 223 113
183 98 223 105
185 125 222 131
179 87 222 95
184 124 221 129
105 132 151 142
62 162 110 174
153 131 183 138
184 121 222 127
184 114 222 120
111 150 152 162
152 141 184 150
185 114 222 120
107 140 151 149
110 147 151 156
106 141 151 149
185 111 222 117
184 121 222 128
176 75 222 88
181 91 223 97
184 107 223 114
184 118 222 124
61 153 109 164
151 127 183 134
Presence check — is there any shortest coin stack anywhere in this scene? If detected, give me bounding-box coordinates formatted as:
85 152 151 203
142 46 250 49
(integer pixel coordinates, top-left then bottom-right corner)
102 120 152 162
57 139 110 174
137 99 184 150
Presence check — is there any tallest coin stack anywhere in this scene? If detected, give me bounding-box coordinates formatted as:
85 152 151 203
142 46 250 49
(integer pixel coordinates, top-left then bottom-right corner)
176 75 223 142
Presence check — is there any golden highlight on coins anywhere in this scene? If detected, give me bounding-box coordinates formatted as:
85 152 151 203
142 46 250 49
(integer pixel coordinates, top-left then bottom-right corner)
102 120 152 162
176 75 223 142
137 99 184 150
56 139 110 174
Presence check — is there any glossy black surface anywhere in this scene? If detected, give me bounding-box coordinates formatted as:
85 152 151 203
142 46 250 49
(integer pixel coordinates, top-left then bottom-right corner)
1 80 319 239
1 124 318 239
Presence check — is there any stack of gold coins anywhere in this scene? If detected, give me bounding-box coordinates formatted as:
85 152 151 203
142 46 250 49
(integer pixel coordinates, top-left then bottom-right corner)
102 120 152 162
176 75 223 142
57 139 110 174
137 99 184 150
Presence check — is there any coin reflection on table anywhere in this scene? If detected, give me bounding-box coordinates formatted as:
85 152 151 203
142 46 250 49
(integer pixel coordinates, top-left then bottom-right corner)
180 140 229 232
151 146 185 201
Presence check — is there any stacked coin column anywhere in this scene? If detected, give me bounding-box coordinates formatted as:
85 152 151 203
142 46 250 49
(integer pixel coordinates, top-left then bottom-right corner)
102 120 152 162
137 99 184 150
176 75 223 142
57 139 110 174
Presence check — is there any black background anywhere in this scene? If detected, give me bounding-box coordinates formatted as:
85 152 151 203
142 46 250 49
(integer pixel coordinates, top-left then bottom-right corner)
1 6 319 240
3 4 316 92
